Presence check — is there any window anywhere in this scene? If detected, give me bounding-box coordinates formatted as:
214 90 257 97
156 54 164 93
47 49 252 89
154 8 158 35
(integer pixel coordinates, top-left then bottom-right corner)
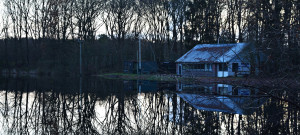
197 64 205 70
206 64 212 71
183 64 213 71
219 63 228 71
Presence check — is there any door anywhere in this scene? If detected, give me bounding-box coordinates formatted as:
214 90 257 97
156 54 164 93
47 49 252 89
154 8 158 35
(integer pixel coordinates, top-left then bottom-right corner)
232 63 238 75
179 65 182 75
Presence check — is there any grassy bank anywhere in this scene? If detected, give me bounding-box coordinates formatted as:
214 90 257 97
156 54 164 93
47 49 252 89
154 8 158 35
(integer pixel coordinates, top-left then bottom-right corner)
98 73 300 90
97 73 190 82
98 73 248 85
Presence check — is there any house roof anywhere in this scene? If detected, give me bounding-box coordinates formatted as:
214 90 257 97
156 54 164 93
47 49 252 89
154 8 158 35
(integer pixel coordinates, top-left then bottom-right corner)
177 93 268 115
178 93 243 114
176 43 248 63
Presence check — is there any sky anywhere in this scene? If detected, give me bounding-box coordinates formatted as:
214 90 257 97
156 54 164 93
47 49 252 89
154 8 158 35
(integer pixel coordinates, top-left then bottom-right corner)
0 1 4 38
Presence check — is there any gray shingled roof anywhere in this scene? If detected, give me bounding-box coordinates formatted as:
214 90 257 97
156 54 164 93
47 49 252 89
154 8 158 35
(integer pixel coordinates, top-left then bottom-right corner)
176 43 248 63
178 93 243 114
177 93 268 115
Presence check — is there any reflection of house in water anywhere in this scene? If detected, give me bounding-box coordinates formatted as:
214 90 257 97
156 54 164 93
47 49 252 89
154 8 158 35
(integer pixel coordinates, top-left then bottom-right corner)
177 82 260 96
215 84 257 96
177 83 214 94
178 93 268 115
176 82 268 115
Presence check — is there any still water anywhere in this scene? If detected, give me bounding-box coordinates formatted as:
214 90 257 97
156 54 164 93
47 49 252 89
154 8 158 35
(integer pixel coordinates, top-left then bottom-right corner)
0 77 298 134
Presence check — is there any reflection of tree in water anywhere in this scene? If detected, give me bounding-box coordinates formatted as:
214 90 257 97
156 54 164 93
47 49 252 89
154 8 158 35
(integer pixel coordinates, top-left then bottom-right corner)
0 78 299 134
0 87 99 134
98 91 171 134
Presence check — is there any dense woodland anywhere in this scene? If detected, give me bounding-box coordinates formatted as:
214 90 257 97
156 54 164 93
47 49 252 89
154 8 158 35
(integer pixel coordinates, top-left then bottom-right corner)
0 0 299 76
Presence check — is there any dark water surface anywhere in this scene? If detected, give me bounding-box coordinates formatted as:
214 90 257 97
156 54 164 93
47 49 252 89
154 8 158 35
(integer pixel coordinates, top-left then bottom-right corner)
0 77 299 134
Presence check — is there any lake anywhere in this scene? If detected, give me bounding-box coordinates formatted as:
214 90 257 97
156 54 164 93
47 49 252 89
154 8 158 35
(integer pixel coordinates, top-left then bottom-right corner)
0 76 298 134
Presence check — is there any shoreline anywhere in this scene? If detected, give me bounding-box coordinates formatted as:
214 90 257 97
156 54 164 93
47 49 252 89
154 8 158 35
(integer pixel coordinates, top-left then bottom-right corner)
98 73 300 90
1 72 299 90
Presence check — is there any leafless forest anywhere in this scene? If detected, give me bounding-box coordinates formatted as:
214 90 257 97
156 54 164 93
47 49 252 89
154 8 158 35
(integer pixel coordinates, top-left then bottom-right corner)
0 0 299 76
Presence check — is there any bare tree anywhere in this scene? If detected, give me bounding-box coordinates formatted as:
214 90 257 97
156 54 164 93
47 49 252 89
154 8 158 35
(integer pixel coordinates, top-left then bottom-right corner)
74 0 103 40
